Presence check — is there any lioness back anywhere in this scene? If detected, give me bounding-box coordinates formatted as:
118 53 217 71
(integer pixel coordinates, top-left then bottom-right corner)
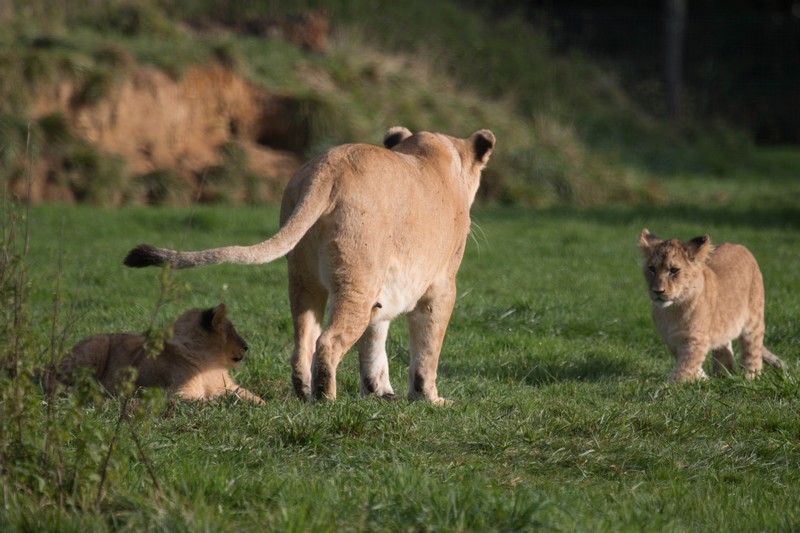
638 229 785 381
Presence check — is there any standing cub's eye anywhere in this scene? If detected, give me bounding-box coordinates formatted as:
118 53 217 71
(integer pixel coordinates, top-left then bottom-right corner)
669 267 680 276
647 266 656 275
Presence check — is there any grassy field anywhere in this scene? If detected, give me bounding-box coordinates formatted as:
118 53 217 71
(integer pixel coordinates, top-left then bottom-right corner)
2 150 800 531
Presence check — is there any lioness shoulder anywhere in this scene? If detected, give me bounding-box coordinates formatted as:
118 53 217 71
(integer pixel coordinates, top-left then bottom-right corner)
638 229 785 381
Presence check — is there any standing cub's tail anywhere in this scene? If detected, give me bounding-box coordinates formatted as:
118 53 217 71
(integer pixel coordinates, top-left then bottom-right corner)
123 169 332 270
762 347 788 371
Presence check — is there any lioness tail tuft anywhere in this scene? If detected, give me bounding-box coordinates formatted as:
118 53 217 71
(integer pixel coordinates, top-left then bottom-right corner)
123 244 168 268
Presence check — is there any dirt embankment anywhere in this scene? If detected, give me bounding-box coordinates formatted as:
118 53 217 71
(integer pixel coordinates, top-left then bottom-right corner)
24 64 306 204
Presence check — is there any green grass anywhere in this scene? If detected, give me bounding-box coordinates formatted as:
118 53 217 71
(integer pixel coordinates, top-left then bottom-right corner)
3 152 799 530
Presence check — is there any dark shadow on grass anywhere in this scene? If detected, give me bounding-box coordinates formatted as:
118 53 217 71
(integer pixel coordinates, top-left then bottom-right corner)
455 350 636 387
515 351 635 386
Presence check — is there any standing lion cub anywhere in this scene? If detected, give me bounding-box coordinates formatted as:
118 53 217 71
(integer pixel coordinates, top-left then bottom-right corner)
638 229 786 381
57 304 265 404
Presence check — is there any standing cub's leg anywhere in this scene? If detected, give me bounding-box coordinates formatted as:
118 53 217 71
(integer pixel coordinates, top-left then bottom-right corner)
738 323 765 380
669 341 710 382
711 341 735 376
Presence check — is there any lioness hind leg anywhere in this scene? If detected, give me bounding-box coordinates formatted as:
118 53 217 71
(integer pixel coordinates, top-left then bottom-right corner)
711 341 735 377
289 288 326 401
357 320 396 398
406 280 456 405
311 294 373 401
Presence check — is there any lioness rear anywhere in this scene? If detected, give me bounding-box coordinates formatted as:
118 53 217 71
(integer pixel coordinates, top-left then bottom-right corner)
57 304 264 404
638 229 786 381
124 127 495 403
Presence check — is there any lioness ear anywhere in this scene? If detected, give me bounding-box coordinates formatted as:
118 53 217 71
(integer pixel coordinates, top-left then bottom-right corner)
202 303 227 331
684 234 711 262
637 228 661 252
471 130 495 164
383 126 412 149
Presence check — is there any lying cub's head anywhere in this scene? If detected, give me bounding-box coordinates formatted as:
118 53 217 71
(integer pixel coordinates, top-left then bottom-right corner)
170 303 249 368
638 229 712 308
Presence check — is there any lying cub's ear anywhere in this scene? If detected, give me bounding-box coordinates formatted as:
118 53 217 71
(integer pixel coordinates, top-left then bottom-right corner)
383 126 412 149
202 303 228 331
471 129 495 164
684 234 712 263
637 228 661 252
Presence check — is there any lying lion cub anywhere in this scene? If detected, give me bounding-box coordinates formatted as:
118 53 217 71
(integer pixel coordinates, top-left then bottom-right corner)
638 229 786 381
57 304 265 404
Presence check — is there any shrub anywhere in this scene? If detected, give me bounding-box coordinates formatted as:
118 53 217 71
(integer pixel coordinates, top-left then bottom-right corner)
134 169 190 206
0 195 165 519
61 142 127 205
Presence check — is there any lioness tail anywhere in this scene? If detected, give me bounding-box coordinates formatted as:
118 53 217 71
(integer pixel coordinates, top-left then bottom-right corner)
124 244 173 268
123 171 332 270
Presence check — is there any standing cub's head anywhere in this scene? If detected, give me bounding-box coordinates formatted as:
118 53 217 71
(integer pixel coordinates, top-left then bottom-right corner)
170 303 249 368
637 229 712 308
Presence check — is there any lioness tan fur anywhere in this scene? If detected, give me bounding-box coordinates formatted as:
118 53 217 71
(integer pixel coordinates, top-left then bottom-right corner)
57 304 264 404
638 229 786 381
124 127 496 403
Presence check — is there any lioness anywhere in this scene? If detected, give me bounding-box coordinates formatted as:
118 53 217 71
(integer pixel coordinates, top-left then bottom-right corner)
57 304 265 404
638 229 786 381
124 127 496 403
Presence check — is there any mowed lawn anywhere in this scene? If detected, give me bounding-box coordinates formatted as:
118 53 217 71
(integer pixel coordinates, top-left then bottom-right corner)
6 157 800 531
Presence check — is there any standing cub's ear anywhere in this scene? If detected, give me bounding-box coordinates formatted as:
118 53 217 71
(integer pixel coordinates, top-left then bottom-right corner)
684 234 712 263
470 130 495 164
383 126 412 149
638 228 661 253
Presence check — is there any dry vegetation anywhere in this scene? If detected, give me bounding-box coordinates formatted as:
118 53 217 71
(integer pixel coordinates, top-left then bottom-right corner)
1 0 743 208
